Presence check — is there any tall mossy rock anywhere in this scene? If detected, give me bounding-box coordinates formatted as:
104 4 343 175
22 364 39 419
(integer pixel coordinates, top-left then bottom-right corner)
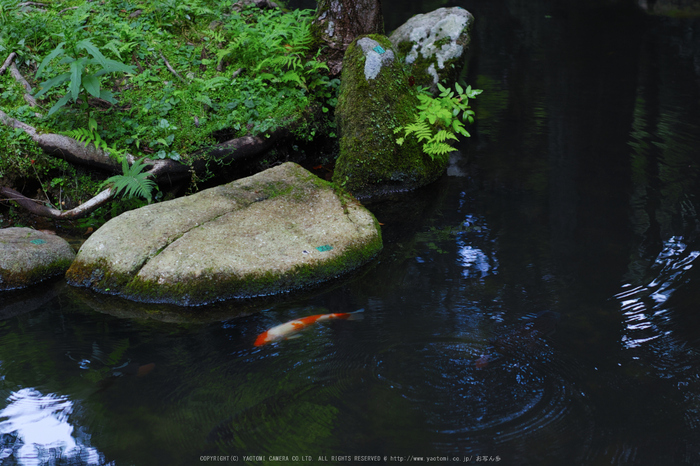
0 228 76 290
389 7 474 93
66 163 382 306
333 34 447 199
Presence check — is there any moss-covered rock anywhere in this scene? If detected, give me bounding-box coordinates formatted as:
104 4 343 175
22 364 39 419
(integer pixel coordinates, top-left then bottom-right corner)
389 7 474 93
333 34 447 199
0 228 76 291
66 163 382 306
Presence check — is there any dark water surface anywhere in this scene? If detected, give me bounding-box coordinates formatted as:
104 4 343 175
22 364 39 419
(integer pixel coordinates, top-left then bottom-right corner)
3 1 700 465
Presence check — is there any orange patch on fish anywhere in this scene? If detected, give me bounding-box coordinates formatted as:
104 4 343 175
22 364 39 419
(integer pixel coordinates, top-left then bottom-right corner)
254 309 364 346
136 363 155 377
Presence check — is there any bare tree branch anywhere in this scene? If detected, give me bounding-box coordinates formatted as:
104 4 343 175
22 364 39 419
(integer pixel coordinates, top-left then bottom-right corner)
0 186 115 220
17 2 48 7
159 51 187 84
9 63 38 108
0 53 17 76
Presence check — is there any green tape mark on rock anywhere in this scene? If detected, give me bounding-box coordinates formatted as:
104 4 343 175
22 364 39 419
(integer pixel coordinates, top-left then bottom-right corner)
373 45 385 54
30 239 46 245
316 244 333 252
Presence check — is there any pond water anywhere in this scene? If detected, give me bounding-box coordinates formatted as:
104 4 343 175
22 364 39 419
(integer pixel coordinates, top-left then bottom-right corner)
3 1 700 465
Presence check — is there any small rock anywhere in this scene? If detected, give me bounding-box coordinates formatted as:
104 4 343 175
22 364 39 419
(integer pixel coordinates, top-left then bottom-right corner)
0 228 76 291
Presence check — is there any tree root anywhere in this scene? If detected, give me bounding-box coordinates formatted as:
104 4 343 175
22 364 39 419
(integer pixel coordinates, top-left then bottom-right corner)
0 109 293 219
0 186 115 220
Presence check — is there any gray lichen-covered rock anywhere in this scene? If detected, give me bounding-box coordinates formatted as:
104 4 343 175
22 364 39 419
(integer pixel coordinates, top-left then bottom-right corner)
0 228 76 290
333 34 448 199
389 7 474 92
66 163 382 306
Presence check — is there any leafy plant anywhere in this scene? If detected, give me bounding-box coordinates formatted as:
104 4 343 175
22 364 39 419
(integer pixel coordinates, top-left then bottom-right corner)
100 157 157 203
62 127 129 163
33 29 136 127
395 82 482 160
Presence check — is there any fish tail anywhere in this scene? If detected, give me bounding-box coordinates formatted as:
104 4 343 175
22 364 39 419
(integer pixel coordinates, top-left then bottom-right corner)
345 308 365 321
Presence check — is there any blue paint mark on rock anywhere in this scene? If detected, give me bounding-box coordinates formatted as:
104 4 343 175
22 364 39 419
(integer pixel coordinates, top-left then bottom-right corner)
30 239 46 245
316 245 333 252
373 45 385 54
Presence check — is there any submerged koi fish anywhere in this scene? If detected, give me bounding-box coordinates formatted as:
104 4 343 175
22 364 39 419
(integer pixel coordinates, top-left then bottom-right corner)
254 309 364 346
475 310 560 369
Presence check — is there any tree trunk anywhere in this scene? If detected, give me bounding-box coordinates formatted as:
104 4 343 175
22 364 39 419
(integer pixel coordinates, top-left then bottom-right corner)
312 0 384 75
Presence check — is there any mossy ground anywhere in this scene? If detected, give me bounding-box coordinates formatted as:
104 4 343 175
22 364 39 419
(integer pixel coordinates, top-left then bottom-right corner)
332 34 447 199
1 0 339 230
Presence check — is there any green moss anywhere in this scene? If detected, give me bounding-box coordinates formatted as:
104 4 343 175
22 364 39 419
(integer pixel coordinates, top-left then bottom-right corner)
0 258 74 291
332 35 447 199
67 227 381 306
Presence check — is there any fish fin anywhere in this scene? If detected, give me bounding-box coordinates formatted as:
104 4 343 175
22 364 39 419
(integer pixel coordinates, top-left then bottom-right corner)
346 308 365 321
286 334 303 340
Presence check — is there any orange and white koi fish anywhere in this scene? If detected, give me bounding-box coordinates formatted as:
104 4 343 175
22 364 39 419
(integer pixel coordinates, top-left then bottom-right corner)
254 309 364 346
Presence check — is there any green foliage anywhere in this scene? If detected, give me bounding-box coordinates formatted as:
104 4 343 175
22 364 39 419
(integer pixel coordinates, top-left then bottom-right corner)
2 0 335 193
395 82 482 161
100 158 157 203
62 127 125 160
34 29 136 122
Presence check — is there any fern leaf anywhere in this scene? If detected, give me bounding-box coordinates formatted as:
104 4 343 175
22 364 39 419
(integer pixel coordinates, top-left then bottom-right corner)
101 157 156 203
433 130 458 143
423 142 457 160
403 120 433 142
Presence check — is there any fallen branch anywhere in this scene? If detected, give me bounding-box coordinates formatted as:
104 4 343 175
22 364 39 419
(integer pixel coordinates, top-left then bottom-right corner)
58 6 79 15
9 63 38 108
0 53 17 76
0 186 115 220
17 1 48 7
159 51 187 84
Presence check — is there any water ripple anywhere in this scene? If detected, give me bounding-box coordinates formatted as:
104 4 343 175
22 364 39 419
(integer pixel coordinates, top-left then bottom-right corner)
615 236 700 351
368 338 591 454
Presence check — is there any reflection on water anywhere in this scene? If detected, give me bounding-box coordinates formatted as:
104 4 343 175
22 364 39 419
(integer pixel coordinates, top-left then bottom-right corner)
616 236 700 350
0 389 110 466
1 1 700 464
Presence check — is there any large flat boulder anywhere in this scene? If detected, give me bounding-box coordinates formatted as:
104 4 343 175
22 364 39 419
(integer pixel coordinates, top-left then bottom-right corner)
0 228 76 291
66 163 382 306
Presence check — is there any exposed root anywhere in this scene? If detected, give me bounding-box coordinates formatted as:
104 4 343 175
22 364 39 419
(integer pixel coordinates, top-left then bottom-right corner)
0 186 115 220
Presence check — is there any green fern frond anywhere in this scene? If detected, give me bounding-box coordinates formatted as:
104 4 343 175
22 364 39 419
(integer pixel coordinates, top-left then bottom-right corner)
422 141 457 159
100 157 157 203
433 130 459 143
403 119 433 142
63 128 110 152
